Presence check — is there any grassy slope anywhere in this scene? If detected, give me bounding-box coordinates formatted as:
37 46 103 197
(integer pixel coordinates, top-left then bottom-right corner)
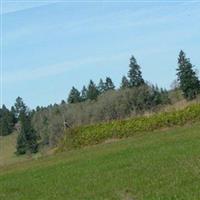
0 133 20 166
0 133 34 166
1 123 200 200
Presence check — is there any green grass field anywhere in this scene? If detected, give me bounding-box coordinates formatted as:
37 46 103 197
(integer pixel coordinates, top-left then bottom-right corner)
0 133 23 166
1 123 200 200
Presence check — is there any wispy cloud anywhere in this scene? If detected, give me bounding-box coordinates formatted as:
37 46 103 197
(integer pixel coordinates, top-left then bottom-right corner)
3 52 130 83
3 1 200 83
4 1 199 44
1 1 58 15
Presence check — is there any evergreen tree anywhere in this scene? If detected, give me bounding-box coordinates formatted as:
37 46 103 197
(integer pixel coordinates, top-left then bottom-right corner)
14 96 27 119
120 75 130 89
87 80 99 100
104 77 115 91
176 50 200 100
0 105 14 136
16 99 38 155
61 100 65 105
11 106 17 124
128 55 144 87
98 78 106 94
67 87 81 103
81 86 88 101
36 106 41 112
151 85 162 105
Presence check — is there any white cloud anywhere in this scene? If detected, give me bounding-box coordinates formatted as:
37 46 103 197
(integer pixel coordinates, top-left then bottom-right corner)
1 1 58 15
3 52 130 83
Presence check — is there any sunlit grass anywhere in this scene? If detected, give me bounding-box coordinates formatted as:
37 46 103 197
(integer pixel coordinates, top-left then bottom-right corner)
1 123 200 200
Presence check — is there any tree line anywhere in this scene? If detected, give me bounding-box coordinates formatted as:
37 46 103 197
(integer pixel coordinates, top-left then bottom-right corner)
0 97 38 154
67 55 145 103
67 50 200 104
0 50 199 155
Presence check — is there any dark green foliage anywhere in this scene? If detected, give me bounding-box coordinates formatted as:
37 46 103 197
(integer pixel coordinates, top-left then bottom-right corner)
104 77 115 91
61 100 65 105
86 80 99 100
0 105 15 136
120 75 130 89
128 55 144 87
81 86 88 101
177 50 200 100
10 106 17 124
16 128 27 154
59 104 200 150
17 112 38 154
16 99 38 155
98 79 106 94
97 77 115 94
150 85 170 106
67 87 81 104
29 52 199 148
14 96 27 118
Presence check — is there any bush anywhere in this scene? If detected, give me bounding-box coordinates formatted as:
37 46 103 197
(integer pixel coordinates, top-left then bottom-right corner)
58 104 200 151
32 85 171 146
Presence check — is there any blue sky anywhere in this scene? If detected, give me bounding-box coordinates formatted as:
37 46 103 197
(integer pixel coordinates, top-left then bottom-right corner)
1 1 200 108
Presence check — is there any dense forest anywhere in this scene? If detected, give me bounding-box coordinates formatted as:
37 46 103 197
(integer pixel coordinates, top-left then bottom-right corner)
0 50 200 154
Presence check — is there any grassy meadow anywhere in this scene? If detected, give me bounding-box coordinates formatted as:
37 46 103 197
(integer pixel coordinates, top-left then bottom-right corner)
0 133 26 166
1 123 200 200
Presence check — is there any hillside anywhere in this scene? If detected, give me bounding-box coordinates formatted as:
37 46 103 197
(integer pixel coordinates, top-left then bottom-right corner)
0 133 29 166
0 133 18 166
1 123 200 200
59 103 200 150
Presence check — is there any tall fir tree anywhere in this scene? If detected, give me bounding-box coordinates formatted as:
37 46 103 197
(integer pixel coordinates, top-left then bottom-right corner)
87 80 99 100
16 99 38 155
14 96 27 119
81 86 88 101
11 106 17 124
98 78 106 94
61 100 66 105
104 77 115 91
0 105 14 136
176 50 200 100
128 55 144 87
120 75 130 89
17 112 38 154
67 87 81 103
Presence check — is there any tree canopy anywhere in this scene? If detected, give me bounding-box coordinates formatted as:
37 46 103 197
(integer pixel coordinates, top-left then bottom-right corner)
176 50 200 100
128 55 145 87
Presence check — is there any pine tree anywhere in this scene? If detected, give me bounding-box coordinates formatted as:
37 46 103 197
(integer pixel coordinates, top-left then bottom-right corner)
151 85 162 105
120 76 130 89
14 96 27 119
104 77 115 91
176 50 200 100
61 100 66 105
0 105 14 136
87 80 99 100
67 87 81 103
128 55 144 87
81 86 88 101
16 111 38 154
11 106 17 124
98 79 106 94
17 113 38 154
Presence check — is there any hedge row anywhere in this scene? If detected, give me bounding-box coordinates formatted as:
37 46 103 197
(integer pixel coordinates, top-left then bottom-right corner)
58 103 200 151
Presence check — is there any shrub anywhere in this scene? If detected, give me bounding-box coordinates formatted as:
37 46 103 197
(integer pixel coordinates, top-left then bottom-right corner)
33 85 171 146
58 104 200 151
